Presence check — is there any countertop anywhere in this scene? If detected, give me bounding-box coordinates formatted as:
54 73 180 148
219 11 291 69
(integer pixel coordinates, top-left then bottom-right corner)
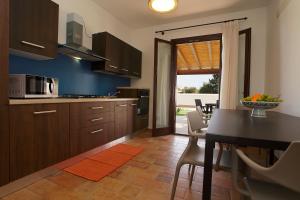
9 98 139 105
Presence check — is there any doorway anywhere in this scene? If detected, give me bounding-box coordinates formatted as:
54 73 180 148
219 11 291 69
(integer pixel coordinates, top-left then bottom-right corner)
152 30 251 136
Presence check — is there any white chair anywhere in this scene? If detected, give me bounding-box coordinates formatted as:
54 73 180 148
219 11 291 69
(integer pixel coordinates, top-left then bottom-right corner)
232 142 300 200
170 111 223 200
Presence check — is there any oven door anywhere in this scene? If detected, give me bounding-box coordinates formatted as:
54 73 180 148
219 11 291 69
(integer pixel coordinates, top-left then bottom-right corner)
25 75 46 95
138 96 149 115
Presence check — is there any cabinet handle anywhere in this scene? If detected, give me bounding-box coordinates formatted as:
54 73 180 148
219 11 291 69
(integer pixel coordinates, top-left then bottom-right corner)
90 129 103 134
91 117 103 122
131 104 137 106
33 110 57 115
109 65 118 69
118 104 127 107
121 68 129 72
91 106 104 110
21 41 45 49
133 72 139 75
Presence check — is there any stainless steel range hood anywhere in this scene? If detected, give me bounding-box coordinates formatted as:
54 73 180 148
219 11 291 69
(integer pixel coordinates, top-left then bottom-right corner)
58 44 108 62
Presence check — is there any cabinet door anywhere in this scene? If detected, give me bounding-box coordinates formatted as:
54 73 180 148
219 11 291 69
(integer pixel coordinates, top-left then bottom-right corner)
114 103 128 139
10 0 59 59
10 104 70 180
0 106 9 186
106 34 122 71
127 101 137 135
129 47 142 78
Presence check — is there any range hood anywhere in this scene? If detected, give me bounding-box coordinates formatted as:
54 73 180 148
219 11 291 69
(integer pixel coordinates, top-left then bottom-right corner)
58 44 108 62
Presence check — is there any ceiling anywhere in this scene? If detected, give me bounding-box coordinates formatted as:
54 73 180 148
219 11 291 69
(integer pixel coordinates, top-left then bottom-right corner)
92 0 271 28
177 40 221 75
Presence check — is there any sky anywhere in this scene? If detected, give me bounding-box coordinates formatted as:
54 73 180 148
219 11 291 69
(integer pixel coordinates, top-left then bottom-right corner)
177 74 213 88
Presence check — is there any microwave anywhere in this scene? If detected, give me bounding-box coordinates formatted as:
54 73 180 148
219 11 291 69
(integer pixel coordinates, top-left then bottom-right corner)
9 74 59 98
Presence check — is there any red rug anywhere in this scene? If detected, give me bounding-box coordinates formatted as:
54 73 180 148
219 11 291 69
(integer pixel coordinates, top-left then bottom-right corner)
64 144 143 181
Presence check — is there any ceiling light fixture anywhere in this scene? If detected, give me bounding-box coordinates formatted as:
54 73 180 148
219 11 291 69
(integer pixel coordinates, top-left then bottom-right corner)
148 0 178 13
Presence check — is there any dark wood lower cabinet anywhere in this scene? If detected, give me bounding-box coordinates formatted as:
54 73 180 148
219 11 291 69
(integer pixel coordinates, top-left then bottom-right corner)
70 102 115 156
9 104 70 180
0 106 9 186
114 102 128 139
127 101 138 134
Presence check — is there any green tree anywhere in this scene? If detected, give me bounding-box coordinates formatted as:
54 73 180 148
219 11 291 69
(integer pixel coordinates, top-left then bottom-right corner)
199 74 220 94
182 87 198 93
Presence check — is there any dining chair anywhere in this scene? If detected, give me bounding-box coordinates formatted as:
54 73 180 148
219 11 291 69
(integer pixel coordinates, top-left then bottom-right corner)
170 111 223 200
195 99 207 114
232 142 300 200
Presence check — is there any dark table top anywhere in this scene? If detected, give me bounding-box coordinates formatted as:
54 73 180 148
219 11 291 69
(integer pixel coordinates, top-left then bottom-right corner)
206 109 300 149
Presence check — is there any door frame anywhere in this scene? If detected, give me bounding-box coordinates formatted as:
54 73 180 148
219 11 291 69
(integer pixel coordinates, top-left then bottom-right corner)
171 33 223 134
152 38 174 136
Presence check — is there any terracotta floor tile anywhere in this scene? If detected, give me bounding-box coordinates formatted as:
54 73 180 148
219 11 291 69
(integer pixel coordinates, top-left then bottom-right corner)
27 179 61 196
119 185 142 198
2 189 42 200
47 171 87 189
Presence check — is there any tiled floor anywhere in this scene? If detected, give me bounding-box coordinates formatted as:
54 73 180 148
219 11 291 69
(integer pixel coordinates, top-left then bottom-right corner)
1 131 239 200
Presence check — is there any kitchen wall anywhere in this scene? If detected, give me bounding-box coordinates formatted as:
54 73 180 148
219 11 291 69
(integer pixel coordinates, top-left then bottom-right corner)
9 0 134 96
130 7 268 128
9 54 130 95
52 0 133 48
265 0 300 117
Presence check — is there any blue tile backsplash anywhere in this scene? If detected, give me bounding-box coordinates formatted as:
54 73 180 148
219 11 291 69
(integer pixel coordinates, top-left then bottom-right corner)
9 54 130 96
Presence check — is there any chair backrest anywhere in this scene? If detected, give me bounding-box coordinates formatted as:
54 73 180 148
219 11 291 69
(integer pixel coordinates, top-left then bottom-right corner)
187 111 207 136
195 99 203 107
267 141 300 193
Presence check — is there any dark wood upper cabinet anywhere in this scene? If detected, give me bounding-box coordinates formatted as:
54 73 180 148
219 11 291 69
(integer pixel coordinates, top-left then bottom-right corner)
92 32 142 78
9 104 70 180
9 0 59 59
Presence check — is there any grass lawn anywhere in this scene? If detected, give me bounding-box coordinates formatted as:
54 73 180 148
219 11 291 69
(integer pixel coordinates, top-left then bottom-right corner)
176 108 190 116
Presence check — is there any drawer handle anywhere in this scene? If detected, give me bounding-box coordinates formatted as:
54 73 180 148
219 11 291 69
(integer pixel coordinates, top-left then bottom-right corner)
33 110 57 115
121 68 129 72
91 117 103 122
118 104 127 107
91 106 104 110
21 41 45 49
109 65 118 69
90 129 103 134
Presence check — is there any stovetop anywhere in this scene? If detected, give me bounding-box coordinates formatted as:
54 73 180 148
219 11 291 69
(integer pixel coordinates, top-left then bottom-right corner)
60 94 110 99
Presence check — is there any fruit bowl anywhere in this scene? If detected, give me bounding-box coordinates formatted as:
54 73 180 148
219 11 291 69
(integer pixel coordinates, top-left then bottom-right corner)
241 94 282 118
240 101 280 118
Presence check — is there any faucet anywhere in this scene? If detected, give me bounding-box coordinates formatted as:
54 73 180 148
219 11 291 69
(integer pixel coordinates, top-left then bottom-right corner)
108 90 120 97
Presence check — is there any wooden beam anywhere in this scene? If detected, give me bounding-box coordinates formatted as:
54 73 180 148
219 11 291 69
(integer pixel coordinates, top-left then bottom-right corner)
207 41 213 69
177 47 188 67
189 43 201 66
177 69 220 75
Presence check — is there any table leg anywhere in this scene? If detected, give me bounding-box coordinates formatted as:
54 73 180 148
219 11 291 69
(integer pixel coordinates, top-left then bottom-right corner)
202 138 215 200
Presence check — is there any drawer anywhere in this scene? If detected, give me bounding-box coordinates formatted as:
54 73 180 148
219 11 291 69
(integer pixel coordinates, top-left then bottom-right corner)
80 102 114 115
79 112 114 128
79 123 109 152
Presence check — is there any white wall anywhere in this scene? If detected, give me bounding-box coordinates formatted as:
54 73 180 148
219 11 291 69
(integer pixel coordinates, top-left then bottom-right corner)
265 0 300 117
52 0 133 49
176 94 219 107
130 7 268 128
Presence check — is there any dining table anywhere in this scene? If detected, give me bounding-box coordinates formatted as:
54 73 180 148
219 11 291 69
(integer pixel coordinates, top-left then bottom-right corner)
202 109 300 200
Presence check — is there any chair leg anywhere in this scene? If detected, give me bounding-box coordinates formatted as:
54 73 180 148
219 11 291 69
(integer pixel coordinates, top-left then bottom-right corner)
170 163 183 200
189 165 196 187
215 143 224 171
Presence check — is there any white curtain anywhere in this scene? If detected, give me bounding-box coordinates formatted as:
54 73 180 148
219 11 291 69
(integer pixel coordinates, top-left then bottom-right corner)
220 21 240 109
156 41 171 128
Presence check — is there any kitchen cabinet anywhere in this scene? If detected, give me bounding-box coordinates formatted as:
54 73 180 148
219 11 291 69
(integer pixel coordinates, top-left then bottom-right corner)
9 0 59 59
114 102 128 139
9 104 70 180
0 106 9 186
92 32 142 78
70 102 115 156
127 101 138 134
